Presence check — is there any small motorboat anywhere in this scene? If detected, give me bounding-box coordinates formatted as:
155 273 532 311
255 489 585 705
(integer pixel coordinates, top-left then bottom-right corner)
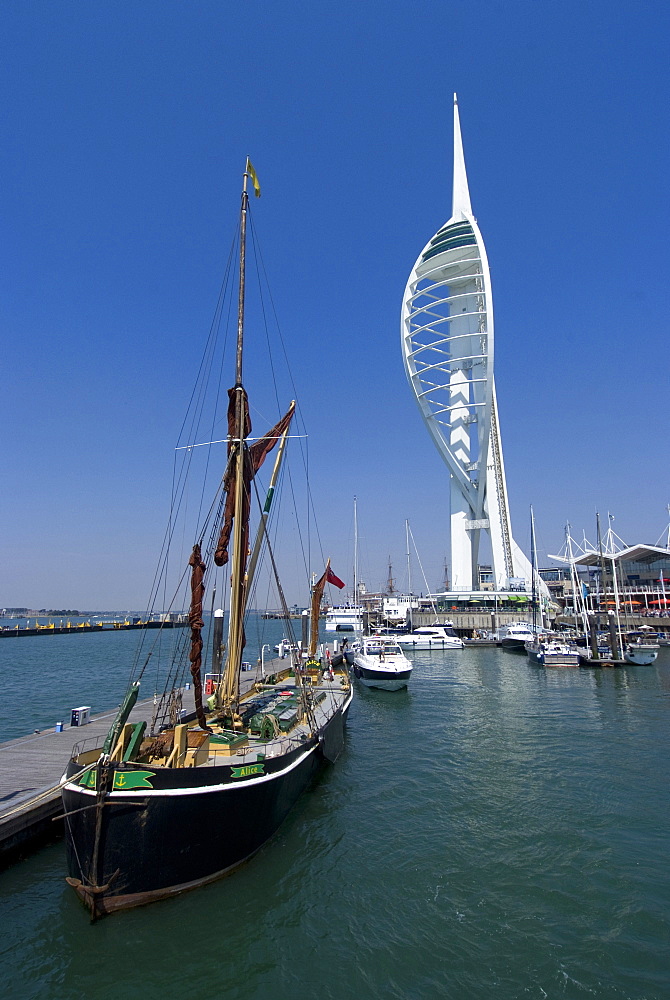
274 639 301 657
394 625 463 650
352 637 413 690
525 637 581 667
497 621 543 652
623 629 659 665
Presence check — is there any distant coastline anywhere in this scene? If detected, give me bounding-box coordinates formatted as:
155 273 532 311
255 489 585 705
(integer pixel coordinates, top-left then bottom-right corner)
1 607 139 617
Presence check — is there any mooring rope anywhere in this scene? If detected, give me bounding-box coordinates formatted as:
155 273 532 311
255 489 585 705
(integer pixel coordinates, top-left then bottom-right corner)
0 762 96 822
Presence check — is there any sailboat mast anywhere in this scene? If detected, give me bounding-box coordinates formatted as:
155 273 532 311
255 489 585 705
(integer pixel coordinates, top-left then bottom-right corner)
405 520 412 595
353 496 358 606
235 173 249 385
223 169 251 717
530 507 537 631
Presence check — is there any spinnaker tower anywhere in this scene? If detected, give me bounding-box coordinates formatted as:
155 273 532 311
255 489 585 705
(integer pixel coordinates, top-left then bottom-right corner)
401 95 534 592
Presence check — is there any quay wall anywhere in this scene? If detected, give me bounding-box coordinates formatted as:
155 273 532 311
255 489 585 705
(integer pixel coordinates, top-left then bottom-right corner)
411 611 670 636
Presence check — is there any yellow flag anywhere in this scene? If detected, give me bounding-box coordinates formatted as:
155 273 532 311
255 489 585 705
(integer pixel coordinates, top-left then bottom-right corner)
246 157 261 198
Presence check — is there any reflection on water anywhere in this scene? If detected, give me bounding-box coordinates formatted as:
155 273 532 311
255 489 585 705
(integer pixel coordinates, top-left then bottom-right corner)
1 633 669 999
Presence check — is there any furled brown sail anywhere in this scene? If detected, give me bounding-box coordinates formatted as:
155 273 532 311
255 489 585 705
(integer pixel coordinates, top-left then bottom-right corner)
188 544 211 731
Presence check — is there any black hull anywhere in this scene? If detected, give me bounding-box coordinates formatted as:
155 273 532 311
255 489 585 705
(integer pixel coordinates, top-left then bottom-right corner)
500 639 528 653
353 665 412 682
62 703 350 915
352 663 411 691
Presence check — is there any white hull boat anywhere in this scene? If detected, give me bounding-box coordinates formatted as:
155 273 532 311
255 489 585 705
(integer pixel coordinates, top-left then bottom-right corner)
394 625 463 650
525 638 581 667
623 640 659 665
497 621 543 652
352 638 413 690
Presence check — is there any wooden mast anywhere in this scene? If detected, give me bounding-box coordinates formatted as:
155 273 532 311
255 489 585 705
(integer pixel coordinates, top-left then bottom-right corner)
221 168 251 723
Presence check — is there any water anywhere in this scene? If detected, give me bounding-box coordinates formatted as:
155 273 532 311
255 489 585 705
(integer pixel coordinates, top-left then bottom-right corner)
0 613 298 740
1 628 669 999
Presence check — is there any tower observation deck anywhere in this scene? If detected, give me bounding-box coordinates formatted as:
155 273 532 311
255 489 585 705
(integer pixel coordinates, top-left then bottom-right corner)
401 95 536 593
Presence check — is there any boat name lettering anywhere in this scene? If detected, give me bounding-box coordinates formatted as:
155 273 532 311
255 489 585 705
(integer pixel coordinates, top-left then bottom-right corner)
231 763 265 779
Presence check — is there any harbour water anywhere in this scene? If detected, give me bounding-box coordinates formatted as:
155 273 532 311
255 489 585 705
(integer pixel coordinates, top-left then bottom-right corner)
1 617 669 999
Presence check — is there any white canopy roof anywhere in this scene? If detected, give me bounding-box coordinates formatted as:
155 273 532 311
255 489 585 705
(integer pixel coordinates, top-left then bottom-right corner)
572 543 670 567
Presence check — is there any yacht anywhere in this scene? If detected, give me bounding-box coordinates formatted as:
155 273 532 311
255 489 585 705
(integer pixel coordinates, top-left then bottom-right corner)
623 629 660 665
525 636 581 667
352 636 413 690
394 625 463 650
497 621 542 652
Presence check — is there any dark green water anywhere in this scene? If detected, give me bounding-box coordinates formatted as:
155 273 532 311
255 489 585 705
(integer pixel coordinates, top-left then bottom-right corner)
1 633 669 999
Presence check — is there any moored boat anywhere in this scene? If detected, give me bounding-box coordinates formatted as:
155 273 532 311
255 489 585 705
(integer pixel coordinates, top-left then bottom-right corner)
352 636 413 690
394 625 463 650
525 637 581 667
497 621 541 651
623 629 660 665
61 162 353 918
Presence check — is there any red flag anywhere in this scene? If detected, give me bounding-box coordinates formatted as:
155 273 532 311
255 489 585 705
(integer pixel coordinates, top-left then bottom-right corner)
326 566 345 589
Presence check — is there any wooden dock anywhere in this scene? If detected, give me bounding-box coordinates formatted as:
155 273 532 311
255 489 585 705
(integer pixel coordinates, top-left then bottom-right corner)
0 654 306 864
578 656 627 667
0 687 203 863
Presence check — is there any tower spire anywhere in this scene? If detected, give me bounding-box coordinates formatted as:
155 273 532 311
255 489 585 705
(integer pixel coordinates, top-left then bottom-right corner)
452 93 472 219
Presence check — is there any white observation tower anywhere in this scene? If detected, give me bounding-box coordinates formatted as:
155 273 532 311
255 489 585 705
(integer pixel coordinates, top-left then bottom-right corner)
401 95 534 592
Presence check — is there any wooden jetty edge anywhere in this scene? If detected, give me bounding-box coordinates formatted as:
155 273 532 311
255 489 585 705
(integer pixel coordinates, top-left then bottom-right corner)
0 688 191 863
0 654 309 864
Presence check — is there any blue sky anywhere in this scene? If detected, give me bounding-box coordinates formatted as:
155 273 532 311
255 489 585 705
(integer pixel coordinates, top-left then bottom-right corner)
1 0 669 610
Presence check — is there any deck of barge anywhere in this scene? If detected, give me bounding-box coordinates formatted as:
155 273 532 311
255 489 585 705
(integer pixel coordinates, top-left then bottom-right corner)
0 655 310 863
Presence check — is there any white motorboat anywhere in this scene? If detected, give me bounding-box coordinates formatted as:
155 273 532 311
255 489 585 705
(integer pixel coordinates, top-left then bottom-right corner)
352 637 413 690
274 639 301 657
525 637 581 667
623 630 659 665
497 621 542 652
394 625 463 650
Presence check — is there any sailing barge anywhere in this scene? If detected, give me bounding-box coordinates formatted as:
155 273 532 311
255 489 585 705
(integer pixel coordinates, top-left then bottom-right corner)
61 163 352 917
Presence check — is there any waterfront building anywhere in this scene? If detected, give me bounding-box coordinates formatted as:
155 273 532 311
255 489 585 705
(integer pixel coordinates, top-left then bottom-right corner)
382 594 419 623
572 543 670 613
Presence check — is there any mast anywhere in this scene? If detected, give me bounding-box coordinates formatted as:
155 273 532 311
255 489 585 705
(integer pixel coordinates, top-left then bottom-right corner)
406 520 411 595
221 168 251 721
353 496 358 606
245 412 294 587
309 561 329 658
406 520 413 630
597 511 620 659
530 507 537 633
565 524 588 638
442 557 450 593
206 160 293 719
386 557 395 595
